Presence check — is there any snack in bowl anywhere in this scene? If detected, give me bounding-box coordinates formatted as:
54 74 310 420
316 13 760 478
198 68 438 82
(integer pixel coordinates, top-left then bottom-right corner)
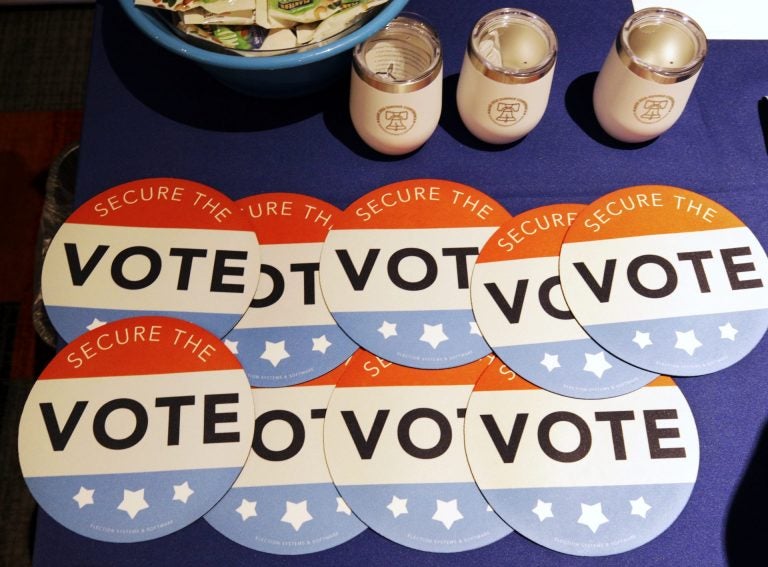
137 0 391 56
121 0 408 96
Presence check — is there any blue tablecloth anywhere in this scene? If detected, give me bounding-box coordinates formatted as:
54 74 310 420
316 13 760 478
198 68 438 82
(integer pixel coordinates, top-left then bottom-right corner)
33 0 768 565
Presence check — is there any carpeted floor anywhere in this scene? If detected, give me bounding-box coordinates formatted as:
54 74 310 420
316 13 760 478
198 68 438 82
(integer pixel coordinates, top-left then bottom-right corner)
0 5 94 566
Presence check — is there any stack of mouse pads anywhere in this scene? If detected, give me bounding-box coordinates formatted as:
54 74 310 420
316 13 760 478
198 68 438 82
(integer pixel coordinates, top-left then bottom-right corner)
21 177 768 556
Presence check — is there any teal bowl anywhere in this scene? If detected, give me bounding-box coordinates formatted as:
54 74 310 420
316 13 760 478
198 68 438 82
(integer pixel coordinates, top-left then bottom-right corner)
118 0 409 97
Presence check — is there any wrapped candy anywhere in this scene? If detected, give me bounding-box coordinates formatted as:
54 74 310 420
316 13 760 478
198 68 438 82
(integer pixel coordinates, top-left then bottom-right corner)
136 0 389 56
135 0 256 14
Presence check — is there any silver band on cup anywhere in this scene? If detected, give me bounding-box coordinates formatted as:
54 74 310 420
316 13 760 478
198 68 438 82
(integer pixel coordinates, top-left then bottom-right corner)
352 15 443 94
467 8 557 85
616 7 707 85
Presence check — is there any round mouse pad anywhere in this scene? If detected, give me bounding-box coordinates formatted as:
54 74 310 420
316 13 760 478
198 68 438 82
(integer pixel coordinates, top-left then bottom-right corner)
205 359 367 554
471 204 658 398
42 178 261 342
223 193 357 387
559 185 768 376
319 179 512 369
464 358 699 556
323 349 512 553
18 316 255 542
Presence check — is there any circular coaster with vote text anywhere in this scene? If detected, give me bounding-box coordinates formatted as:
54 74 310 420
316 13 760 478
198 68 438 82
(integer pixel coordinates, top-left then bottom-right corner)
464 358 699 556
18 316 255 542
471 204 657 398
205 359 367 554
42 178 260 342
319 179 511 369
559 185 768 376
323 349 512 553
223 193 357 387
